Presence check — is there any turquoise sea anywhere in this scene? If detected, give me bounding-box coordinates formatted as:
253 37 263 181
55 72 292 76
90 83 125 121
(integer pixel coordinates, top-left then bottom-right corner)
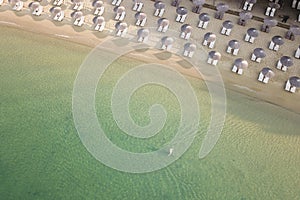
1 26 300 199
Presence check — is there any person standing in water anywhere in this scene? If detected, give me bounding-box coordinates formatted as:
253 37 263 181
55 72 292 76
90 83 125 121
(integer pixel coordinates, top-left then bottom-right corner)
168 148 174 156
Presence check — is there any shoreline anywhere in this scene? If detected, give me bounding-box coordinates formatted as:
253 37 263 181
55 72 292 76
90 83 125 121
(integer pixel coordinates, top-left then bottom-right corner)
0 10 300 114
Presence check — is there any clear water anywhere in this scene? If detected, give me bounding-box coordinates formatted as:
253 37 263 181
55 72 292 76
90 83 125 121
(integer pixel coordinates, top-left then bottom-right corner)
1 26 300 199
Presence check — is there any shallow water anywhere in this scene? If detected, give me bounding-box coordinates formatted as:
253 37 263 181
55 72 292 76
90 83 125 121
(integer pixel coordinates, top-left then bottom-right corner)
1 26 300 199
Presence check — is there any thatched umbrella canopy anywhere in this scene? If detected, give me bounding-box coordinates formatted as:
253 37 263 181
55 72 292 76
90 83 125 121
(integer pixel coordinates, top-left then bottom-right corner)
290 25 300 35
216 2 229 12
208 51 221 60
181 24 192 33
204 32 216 42
192 0 205 13
71 0 82 3
161 36 174 46
29 2 40 10
137 28 149 38
289 76 300 87
171 0 181 7
246 0 256 3
50 6 61 14
222 20 233 29
268 2 280 9
8 0 18 5
114 6 125 14
135 12 147 21
71 11 83 19
228 40 240 49
239 11 252 20
158 18 169 26
263 18 278 27
261 67 275 78
247 28 259 37
154 1 165 9
115 21 127 30
272 35 284 45
199 13 210 22
184 43 196 52
92 0 103 8
193 0 205 6
253 48 266 58
176 6 188 15
93 16 105 25
280 56 293 67
234 58 248 69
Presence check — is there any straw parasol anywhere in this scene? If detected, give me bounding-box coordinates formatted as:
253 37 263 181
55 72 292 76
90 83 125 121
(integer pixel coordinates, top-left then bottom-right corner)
239 11 252 20
50 6 61 14
71 11 83 19
263 18 277 27
29 2 40 10
268 2 280 9
261 67 275 78
280 56 293 67
253 48 266 58
222 20 233 29
192 0 205 14
290 25 300 35
135 12 147 21
115 21 127 30
228 40 240 49
247 28 259 37
234 58 248 69
71 0 82 3
176 6 188 15
289 76 300 88
154 1 165 9
92 0 103 8
158 18 169 26
245 0 256 3
161 36 174 46
137 28 149 38
272 35 284 45
184 43 196 52
93 16 104 25
114 6 125 14
204 32 216 42
216 2 229 12
181 24 192 33
208 51 221 60
199 13 210 22
171 0 181 7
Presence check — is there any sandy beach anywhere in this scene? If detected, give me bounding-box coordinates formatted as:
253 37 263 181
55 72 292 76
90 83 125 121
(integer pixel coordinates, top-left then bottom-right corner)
0 0 300 113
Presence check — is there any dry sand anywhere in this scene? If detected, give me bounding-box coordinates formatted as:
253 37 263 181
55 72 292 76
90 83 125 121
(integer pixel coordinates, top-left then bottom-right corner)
0 0 300 113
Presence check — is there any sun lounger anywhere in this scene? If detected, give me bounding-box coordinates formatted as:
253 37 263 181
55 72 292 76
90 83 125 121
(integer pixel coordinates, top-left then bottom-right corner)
94 6 104 16
53 0 63 6
13 1 24 11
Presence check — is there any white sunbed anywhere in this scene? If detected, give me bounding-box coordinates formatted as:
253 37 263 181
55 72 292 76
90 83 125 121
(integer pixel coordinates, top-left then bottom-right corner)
13 1 24 11
133 2 143 11
53 0 63 6
74 16 84 27
95 22 105 32
54 11 64 21
94 6 104 16
115 12 125 21
73 2 83 11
